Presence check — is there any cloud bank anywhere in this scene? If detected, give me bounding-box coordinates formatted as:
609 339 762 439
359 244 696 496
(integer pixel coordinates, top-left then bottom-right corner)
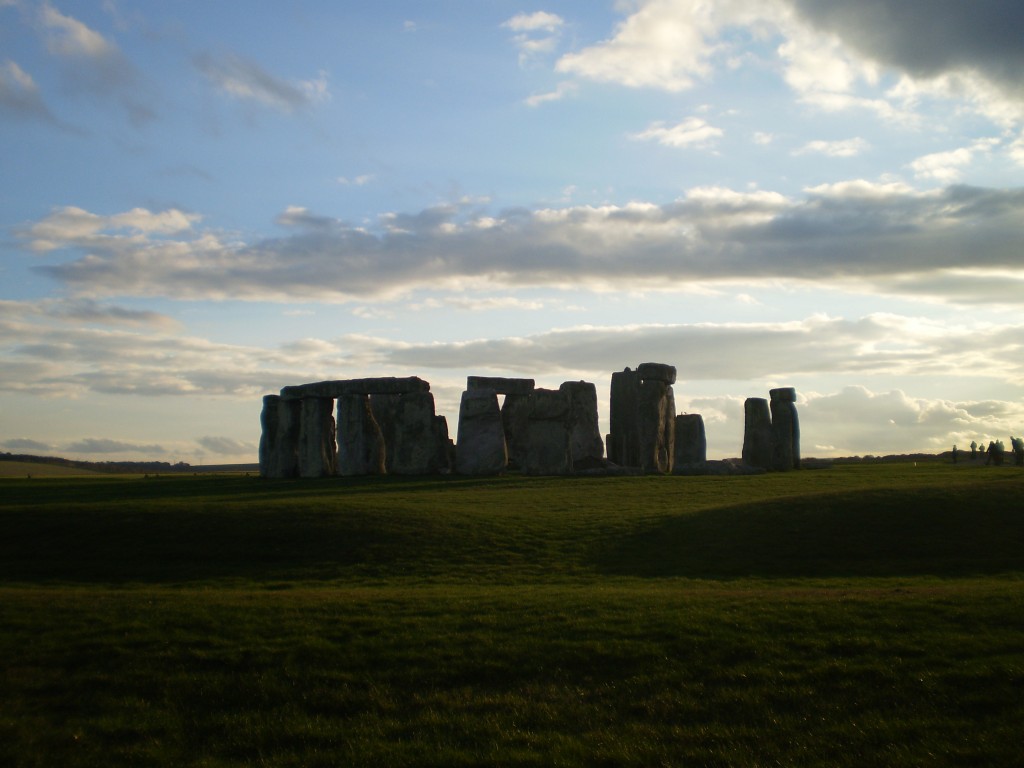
20 183 1024 306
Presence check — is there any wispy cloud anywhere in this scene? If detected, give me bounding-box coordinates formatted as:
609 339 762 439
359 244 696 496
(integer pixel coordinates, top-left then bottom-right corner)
503 11 565 66
38 2 154 126
195 52 329 112
631 117 723 149
793 137 869 157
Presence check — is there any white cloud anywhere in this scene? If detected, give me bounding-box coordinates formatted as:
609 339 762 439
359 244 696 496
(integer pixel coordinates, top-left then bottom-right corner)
555 0 728 91
503 11 564 33
503 11 565 66
909 138 1000 183
793 137 868 157
630 117 723 148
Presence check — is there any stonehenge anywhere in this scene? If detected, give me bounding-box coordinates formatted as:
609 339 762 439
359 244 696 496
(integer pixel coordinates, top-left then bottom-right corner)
259 365 801 478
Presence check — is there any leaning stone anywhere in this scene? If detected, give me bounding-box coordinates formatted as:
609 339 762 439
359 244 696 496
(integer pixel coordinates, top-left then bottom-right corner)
467 376 535 395
673 413 707 471
637 362 677 385
298 397 337 477
336 394 385 476
742 397 773 470
455 389 508 475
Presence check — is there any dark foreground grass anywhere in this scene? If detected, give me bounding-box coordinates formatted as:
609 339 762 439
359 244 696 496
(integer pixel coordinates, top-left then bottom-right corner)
2 463 1023 766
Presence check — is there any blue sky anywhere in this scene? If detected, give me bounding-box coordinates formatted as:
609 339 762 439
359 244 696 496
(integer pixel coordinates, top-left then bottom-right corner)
2 0 1024 463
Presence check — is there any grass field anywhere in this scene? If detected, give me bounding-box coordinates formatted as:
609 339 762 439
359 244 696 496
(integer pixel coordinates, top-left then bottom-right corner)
0 461 104 478
2 463 1023 766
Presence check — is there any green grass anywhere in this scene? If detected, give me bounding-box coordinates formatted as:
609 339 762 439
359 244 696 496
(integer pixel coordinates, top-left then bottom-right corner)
2 463 1023 766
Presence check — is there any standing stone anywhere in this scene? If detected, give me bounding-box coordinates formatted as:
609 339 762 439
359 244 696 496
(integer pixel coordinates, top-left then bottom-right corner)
336 394 386 476
455 389 508 475
742 398 773 470
523 388 572 475
298 397 337 478
259 394 280 478
638 378 675 473
433 415 455 473
673 413 707 471
608 365 676 473
560 381 604 468
501 393 532 471
608 368 641 466
372 391 448 475
770 387 800 471
260 395 300 478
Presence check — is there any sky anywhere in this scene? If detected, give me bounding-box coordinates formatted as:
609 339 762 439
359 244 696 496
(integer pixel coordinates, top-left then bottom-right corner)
2 0 1024 465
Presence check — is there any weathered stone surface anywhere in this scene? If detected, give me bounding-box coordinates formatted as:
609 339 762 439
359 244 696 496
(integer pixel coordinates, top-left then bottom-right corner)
298 397 337 477
455 389 508 475
608 368 641 466
336 394 385 476
742 397 773 470
770 388 800 471
259 395 301 478
501 393 532 471
371 391 449 475
637 362 677 385
560 381 604 467
281 377 429 399
608 366 675 473
673 413 706 471
259 394 279 478
522 388 572 475
638 379 675 473
467 376 535 395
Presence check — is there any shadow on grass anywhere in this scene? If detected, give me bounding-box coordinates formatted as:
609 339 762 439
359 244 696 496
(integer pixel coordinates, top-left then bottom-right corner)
592 483 1024 579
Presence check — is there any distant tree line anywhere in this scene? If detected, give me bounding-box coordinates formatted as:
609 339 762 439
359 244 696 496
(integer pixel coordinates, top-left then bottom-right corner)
0 452 191 474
